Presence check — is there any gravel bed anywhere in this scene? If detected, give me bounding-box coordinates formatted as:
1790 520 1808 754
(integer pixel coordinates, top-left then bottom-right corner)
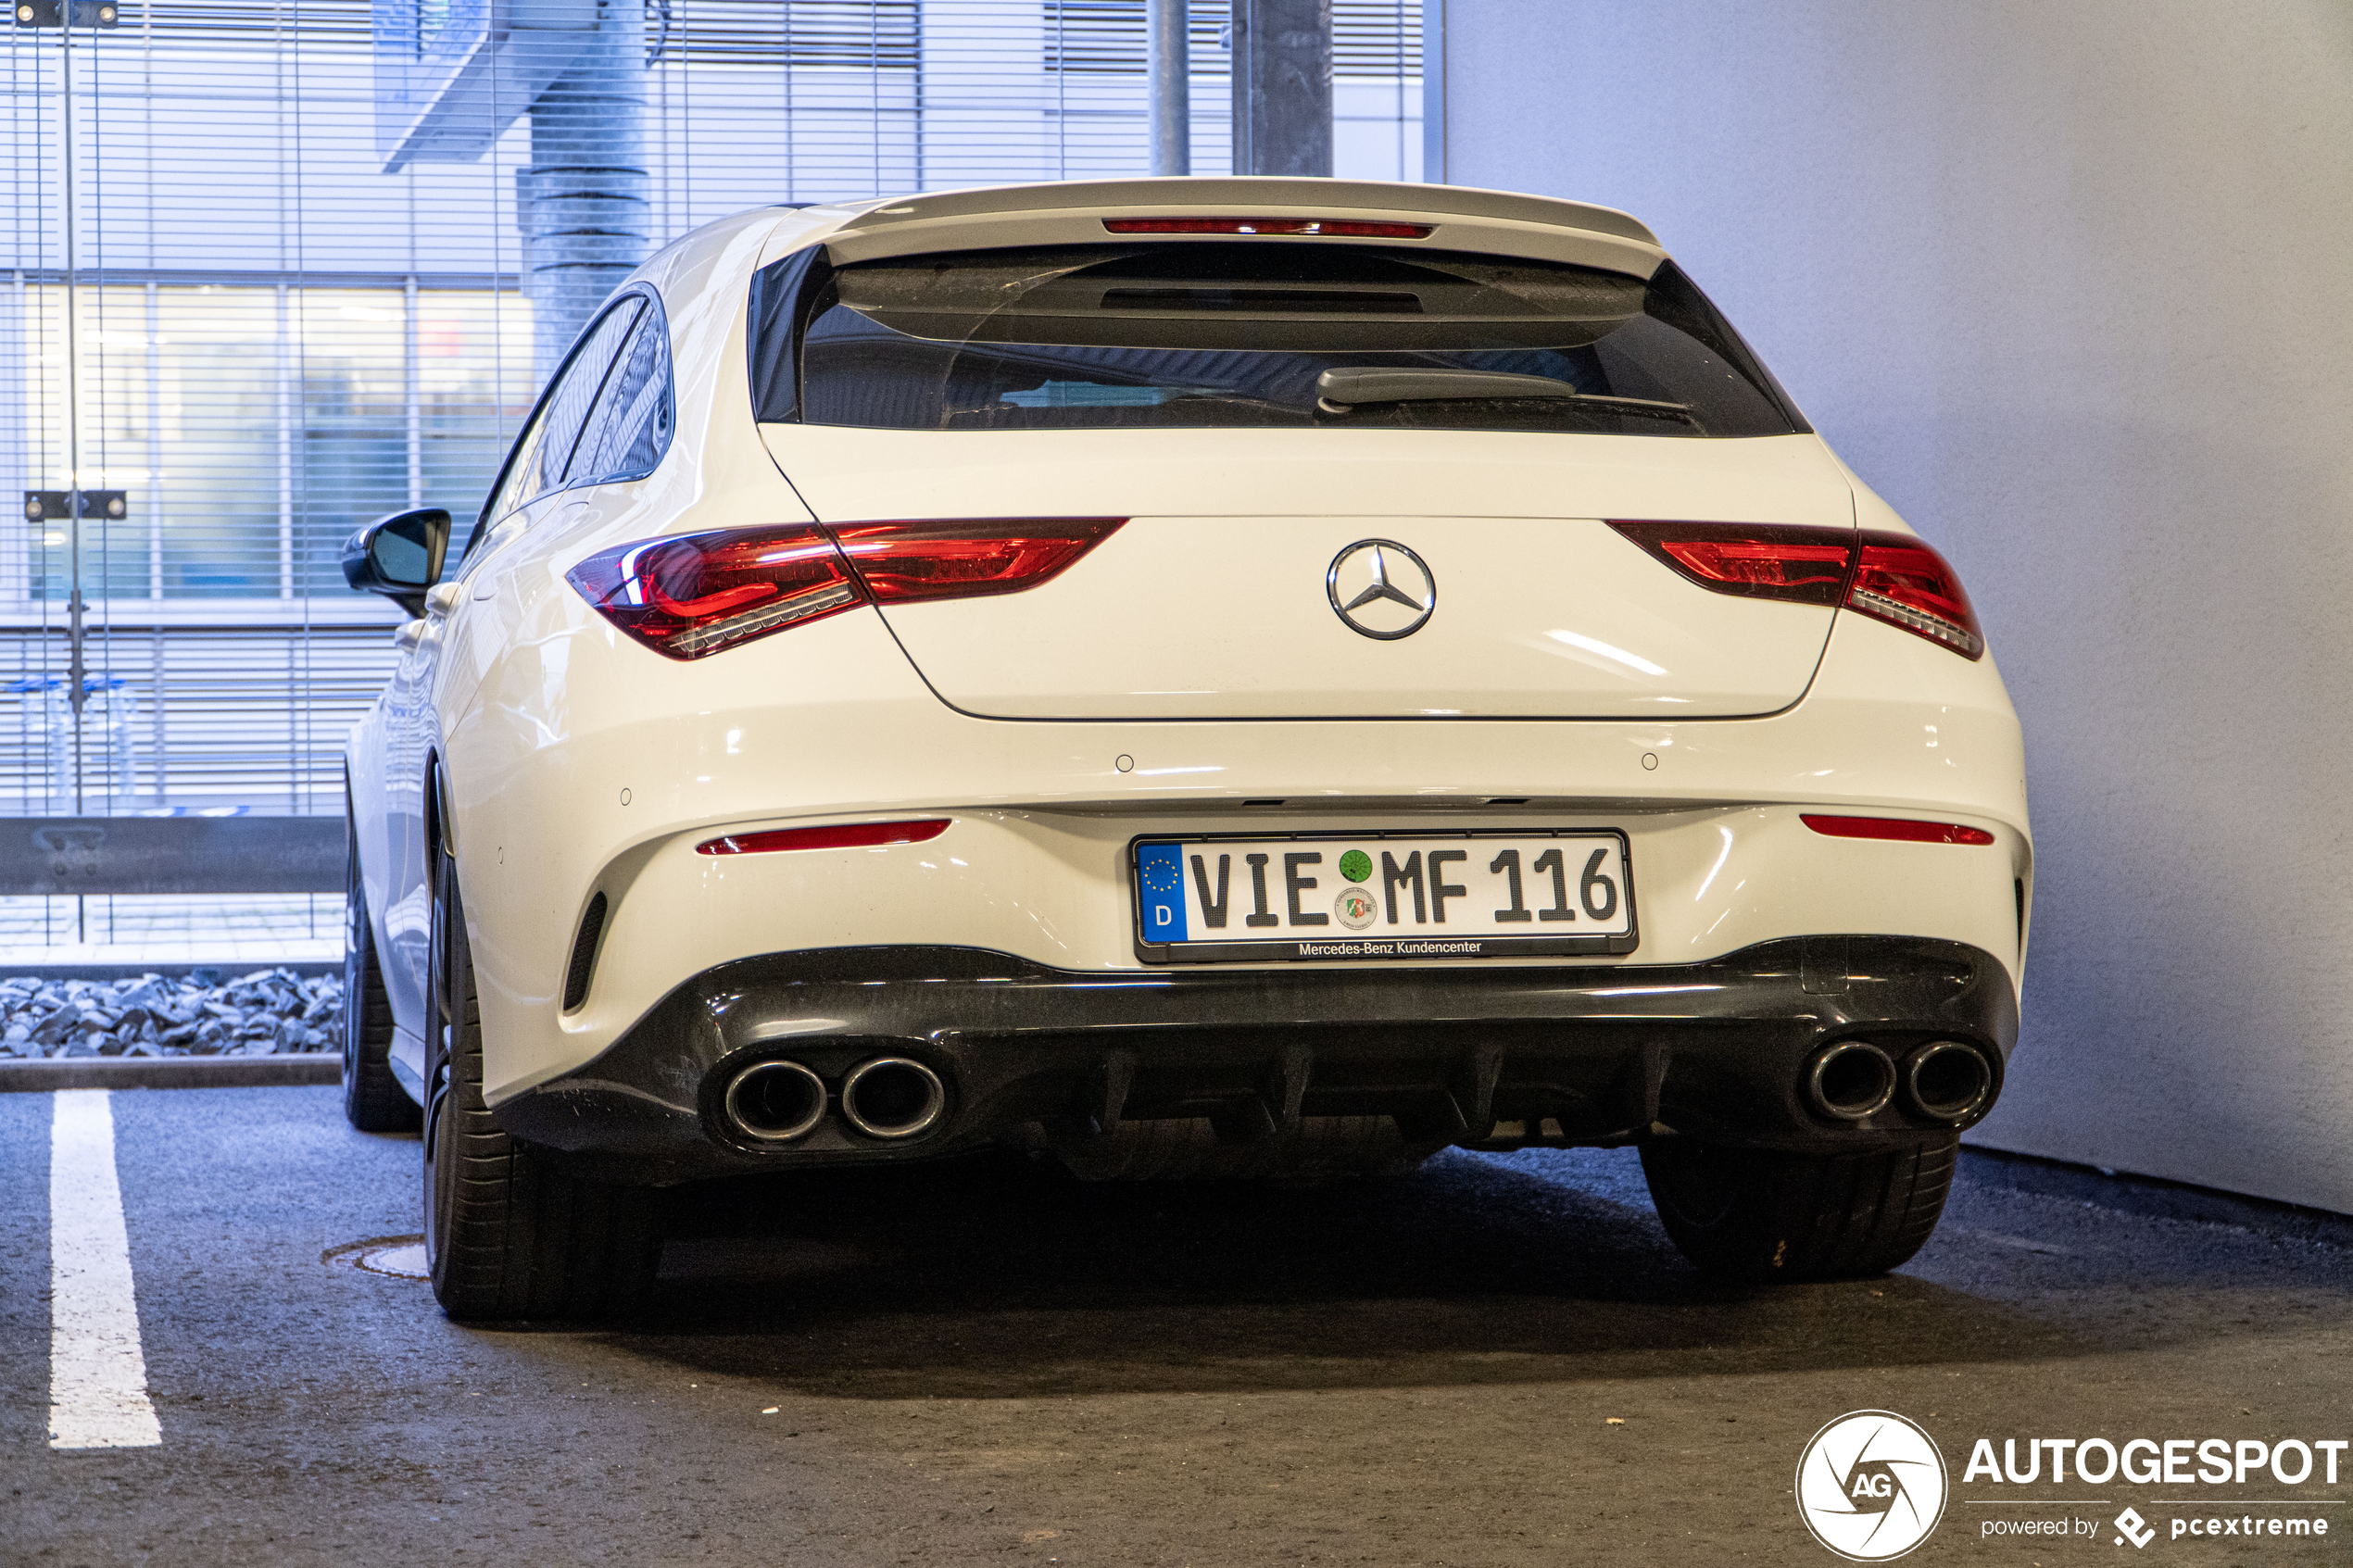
0 969 342 1059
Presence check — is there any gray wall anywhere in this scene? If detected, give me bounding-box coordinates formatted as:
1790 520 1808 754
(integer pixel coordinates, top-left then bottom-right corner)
1440 1 2353 1211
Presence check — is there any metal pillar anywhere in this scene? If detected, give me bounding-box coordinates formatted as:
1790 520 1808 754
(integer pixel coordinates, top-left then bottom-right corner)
1228 0 1331 178
1148 0 1189 177
1421 0 1448 183
517 5 648 380
58 13 86 748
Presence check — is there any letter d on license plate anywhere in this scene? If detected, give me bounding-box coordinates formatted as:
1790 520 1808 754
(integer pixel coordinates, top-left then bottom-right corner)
1132 831 1636 963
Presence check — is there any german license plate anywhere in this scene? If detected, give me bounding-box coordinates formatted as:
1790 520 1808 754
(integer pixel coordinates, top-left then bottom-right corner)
1131 832 1637 963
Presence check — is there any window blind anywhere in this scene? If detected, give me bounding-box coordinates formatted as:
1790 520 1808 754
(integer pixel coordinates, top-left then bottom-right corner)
0 0 1419 947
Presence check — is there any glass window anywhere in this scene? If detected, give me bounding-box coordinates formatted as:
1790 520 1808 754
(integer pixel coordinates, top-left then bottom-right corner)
482 297 646 526
13 283 524 603
791 245 1806 438
566 301 675 486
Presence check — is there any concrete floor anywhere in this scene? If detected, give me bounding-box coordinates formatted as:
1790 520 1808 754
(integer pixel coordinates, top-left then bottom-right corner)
4 1086 2350 1565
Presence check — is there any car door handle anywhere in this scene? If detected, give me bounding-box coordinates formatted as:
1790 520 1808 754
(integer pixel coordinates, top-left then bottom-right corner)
424 581 464 620
393 619 426 652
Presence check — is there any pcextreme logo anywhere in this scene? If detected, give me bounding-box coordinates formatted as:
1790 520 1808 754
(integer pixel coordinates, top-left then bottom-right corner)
1796 1411 1950 1561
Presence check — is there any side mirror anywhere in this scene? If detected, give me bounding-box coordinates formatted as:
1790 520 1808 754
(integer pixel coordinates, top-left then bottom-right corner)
342 508 451 619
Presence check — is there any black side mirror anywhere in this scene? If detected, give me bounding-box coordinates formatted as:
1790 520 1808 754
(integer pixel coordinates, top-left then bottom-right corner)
342 508 450 619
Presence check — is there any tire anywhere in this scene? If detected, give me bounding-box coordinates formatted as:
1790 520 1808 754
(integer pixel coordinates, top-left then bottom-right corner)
342 790 419 1133
1639 1134 1959 1283
422 846 660 1322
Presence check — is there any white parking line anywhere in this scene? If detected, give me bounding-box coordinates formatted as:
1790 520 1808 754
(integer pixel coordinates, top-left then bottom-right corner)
48 1089 160 1450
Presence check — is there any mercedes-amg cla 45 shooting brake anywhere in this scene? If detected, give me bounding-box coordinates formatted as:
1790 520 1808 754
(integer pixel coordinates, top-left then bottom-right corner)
339 177 2029 1320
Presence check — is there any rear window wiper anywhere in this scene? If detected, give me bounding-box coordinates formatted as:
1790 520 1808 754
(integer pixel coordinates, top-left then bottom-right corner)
1315 368 1694 422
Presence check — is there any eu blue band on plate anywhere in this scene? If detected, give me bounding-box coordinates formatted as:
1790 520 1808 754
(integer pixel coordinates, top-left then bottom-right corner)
1137 842 1187 943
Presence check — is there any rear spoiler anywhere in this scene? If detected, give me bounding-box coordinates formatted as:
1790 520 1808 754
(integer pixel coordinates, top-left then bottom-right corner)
755 176 1668 279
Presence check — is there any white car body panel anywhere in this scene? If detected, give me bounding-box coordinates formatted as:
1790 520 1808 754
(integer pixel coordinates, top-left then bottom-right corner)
759 429 1859 720
437 587 2023 1104
864 513 1836 721
341 182 2030 1130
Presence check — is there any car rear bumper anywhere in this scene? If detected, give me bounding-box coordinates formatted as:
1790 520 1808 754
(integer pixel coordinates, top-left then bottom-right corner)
491 934 2018 1183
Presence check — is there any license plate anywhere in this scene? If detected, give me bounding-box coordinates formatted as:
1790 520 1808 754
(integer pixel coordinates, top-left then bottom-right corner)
1131 832 1637 963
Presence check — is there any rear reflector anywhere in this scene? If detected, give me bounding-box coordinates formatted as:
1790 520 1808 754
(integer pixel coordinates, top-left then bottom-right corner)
1802 814 1994 847
697 820 950 856
834 519 1125 603
1103 217 1433 239
1609 521 1984 659
568 519 1124 659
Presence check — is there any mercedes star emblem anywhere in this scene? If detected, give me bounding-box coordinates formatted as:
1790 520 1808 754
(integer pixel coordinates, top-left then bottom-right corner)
1327 539 1436 639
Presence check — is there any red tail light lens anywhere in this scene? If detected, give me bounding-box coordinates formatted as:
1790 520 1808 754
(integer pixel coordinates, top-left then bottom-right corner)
833 519 1125 603
566 525 862 659
1103 218 1432 238
1803 814 1995 847
569 519 1124 659
697 820 950 856
1846 535 1983 659
1609 521 1984 659
1608 521 1853 605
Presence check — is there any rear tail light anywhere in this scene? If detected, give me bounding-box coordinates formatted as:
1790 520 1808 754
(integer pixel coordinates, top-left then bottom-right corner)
697 820 950 855
566 525 860 659
568 519 1124 659
1607 521 1852 605
834 519 1125 603
1803 814 1995 847
1103 217 1432 238
1608 521 1984 659
1845 535 1983 659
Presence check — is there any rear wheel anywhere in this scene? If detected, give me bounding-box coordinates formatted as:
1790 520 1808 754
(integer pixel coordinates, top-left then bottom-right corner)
1639 1135 1958 1282
341 790 418 1133
422 845 660 1322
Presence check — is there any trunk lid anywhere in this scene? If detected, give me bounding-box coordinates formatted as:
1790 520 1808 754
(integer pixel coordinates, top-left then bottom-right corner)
759 427 1855 721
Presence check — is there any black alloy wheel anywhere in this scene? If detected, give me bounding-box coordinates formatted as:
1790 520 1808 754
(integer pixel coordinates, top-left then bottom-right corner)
341 784 419 1132
421 815 660 1322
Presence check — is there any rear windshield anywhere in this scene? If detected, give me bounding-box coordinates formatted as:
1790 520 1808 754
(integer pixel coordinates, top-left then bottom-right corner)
768 243 1806 437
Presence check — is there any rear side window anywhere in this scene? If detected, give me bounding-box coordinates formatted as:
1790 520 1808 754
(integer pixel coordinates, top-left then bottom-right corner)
568 300 675 485
482 296 645 526
764 243 1806 437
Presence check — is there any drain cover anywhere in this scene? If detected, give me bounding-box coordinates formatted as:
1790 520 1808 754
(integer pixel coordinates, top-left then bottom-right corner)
359 1242 429 1279
322 1235 429 1279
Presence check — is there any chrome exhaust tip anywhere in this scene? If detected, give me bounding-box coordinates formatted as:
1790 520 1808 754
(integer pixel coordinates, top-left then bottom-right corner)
839 1056 947 1140
1904 1039 1994 1123
723 1059 828 1143
1806 1040 1897 1121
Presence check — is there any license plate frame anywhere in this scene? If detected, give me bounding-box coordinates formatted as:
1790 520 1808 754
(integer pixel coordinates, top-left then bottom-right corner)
1129 830 1639 964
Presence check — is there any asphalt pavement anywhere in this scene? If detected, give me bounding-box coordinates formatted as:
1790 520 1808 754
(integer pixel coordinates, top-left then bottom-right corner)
6 1085 2352 1565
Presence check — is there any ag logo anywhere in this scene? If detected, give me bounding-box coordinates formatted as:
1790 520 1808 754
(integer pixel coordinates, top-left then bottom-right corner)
1794 1410 1947 1561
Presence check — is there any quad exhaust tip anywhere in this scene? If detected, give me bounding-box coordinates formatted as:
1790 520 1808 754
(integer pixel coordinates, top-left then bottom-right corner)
1806 1040 1896 1122
840 1056 947 1140
1904 1039 1994 1123
724 1059 828 1143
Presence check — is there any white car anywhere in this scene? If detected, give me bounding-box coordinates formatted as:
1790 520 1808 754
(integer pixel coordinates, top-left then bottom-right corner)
339 177 2029 1320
